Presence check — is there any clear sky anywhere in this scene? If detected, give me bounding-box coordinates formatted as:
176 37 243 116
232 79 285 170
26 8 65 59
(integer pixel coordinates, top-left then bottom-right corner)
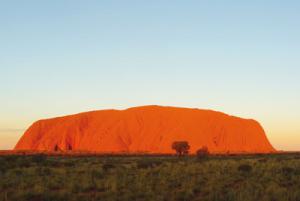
0 0 299 150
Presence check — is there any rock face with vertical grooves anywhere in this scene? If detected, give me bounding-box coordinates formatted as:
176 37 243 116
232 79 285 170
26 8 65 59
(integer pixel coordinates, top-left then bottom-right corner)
14 106 275 153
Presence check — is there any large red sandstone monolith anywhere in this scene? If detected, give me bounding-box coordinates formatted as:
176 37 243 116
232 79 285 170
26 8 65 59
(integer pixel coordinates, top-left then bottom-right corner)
14 105 276 153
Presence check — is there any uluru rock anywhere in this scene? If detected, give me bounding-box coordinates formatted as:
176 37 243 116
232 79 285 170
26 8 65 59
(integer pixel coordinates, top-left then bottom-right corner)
14 105 275 153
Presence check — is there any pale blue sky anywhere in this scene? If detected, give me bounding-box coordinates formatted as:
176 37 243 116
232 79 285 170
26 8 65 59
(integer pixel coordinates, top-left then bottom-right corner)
0 0 300 150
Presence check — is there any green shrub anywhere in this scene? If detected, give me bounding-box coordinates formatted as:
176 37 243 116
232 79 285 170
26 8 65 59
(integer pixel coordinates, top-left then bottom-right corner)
92 169 104 178
238 164 252 174
281 166 294 176
196 146 209 159
31 154 47 164
102 163 115 171
137 159 162 169
36 167 52 176
23 192 43 201
257 158 268 163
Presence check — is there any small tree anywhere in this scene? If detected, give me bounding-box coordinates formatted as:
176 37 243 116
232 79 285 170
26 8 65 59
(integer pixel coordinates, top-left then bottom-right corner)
196 146 209 159
172 141 190 156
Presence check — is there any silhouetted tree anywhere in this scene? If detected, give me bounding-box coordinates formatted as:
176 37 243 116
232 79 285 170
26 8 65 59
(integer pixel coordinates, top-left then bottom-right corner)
172 141 190 156
196 146 209 159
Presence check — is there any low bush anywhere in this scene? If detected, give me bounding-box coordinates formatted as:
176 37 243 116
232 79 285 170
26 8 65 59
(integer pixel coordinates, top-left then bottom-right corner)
31 154 47 164
238 164 252 173
137 159 162 169
196 146 209 159
102 163 115 171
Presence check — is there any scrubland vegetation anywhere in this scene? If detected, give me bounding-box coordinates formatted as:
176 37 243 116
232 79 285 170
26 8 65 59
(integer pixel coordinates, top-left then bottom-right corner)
1 153 300 201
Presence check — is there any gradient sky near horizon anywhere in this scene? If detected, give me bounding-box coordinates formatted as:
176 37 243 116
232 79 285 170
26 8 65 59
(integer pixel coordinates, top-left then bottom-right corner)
0 0 299 150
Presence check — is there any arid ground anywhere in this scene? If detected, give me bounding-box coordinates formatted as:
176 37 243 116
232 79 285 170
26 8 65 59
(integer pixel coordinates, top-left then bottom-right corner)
1 153 300 201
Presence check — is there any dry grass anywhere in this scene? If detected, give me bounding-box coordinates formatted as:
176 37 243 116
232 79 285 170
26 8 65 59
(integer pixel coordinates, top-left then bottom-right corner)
0 153 300 201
